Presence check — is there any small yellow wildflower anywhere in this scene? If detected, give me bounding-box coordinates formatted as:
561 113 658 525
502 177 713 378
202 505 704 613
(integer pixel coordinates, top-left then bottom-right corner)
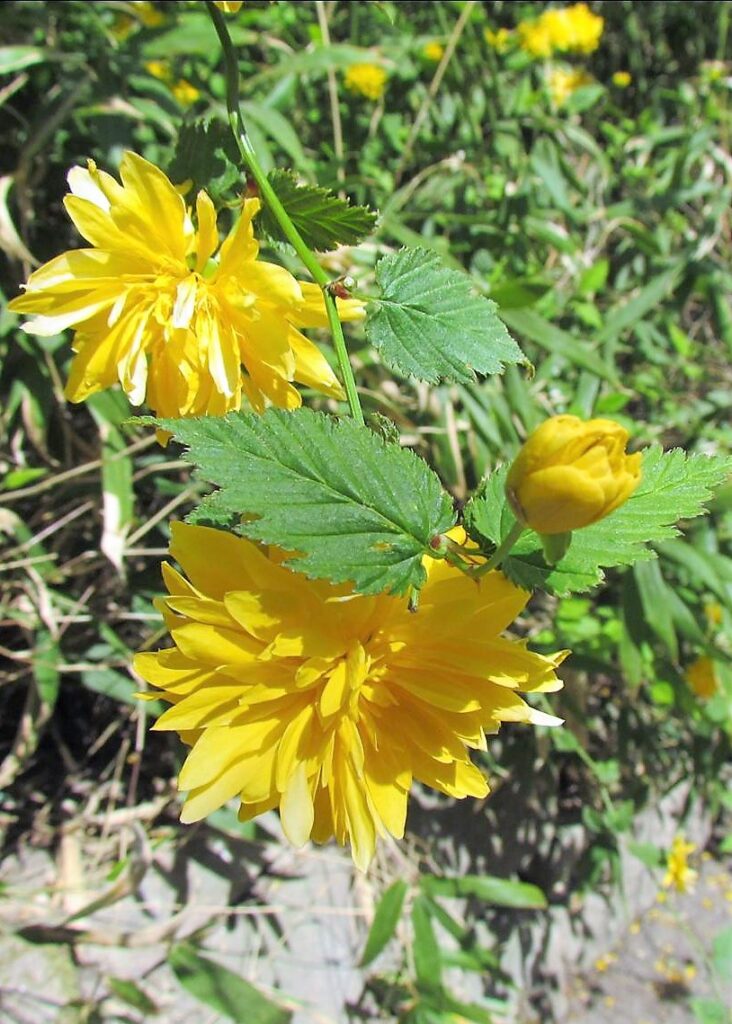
9 152 364 420
485 27 512 53
110 15 135 41
704 601 723 626
134 523 565 870
506 415 641 536
518 4 603 59
214 1 244 10
423 41 445 63
344 63 387 102
171 79 201 106
594 952 617 972
133 1 164 28
612 70 632 88
548 66 594 106
518 20 554 58
145 59 172 82
686 656 719 699
663 836 698 893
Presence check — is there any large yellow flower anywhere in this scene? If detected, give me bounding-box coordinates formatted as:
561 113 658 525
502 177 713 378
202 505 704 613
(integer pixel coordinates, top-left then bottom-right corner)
9 153 364 418
134 523 565 870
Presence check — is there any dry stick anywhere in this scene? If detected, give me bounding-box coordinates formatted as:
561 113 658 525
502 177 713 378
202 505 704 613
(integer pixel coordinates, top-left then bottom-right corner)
394 0 477 186
2 434 157 503
316 0 345 187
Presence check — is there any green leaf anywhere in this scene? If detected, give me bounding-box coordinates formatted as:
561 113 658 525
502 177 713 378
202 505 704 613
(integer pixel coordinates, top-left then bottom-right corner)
365 248 526 385
33 628 60 710
421 874 547 909
169 943 291 1024
712 925 732 976
627 841 665 868
108 977 159 1015
633 560 678 662
155 408 456 596
0 46 46 74
168 120 242 204
690 999 730 1024
500 308 619 383
360 879 408 966
464 447 732 596
411 896 442 991
258 170 377 251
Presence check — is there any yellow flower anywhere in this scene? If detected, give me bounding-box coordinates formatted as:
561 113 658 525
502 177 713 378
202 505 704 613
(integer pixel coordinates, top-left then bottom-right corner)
547 66 594 106
145 59 173 82
518 4 603 59
171 79 201 106
663 835 697 893
133 1 164 28
517 19 554 58
110 14 135 41
612 70 632 88
506 415 642 535
485 27 512 53
686 656 719 699
423 41 445 63
344 63 387 102
704 602 723 626
9 153 363 419
134 523 565 870
214 1 244 10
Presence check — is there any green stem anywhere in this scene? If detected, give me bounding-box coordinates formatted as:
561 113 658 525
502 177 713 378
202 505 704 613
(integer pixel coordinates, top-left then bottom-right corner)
471 519 525 578
205 1 364 425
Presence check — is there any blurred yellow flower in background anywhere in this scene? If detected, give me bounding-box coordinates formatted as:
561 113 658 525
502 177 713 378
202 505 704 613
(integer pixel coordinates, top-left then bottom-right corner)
518 19 554 58
171 79 201 106
518 3 604 58
214 1 244 11
9 152 363 420
135 523 565 870
145 59 172 82
423 41 445 62
663 835 698 892
612 70 632 87
506 415 642 535
344 63 387 101
548 66 594 106
485 27 513 52
686 656 719 699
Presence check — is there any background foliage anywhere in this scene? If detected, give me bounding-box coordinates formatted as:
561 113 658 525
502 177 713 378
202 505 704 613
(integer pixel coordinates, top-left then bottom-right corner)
1 2 731 1022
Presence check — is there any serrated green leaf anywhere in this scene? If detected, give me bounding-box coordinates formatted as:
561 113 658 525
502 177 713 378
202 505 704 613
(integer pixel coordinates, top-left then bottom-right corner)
170 943 291 1024
156 408 455 596
365 248 526 385
360 879 408 967
464 447 732 596
168 120 242 204
259 169 377 251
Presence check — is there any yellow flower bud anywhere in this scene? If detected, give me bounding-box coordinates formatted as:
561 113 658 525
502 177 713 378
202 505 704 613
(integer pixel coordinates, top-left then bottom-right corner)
506 415 642 535
686 655 718 699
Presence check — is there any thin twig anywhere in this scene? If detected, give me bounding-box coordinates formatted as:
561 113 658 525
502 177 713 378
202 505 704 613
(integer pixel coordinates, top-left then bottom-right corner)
316 0 345 188
394 0 477 185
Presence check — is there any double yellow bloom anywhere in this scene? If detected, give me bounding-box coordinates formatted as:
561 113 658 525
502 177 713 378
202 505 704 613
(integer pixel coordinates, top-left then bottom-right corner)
136 524 565 870
10 153 363 419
